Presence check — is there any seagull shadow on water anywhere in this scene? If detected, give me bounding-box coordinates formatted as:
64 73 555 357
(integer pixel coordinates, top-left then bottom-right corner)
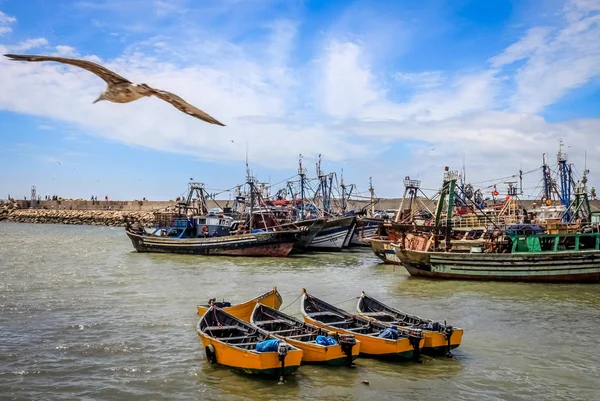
4 54 226 127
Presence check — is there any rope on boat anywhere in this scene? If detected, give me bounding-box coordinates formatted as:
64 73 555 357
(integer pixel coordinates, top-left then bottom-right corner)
331 296 360 307
279 293 303 312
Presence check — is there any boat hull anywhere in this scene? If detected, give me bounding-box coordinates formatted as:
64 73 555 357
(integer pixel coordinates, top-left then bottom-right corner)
286 219 327 253
250 303 361 366
302 315 419 361
126 230 298 257
356 292 463 356
276 336 360 365
197 333 303 376
197 288 283 319
307 216 356 252
349 218 382 247
370 238 401 265
396 248 600 283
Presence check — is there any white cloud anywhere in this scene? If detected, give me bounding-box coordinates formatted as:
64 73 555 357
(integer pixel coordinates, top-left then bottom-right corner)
320 41 380 119
1 0 600 197
54 45 78 57
489 27 550 68
492 0 600 113
0 10 16 36
7 38 49 52
395 71 445 89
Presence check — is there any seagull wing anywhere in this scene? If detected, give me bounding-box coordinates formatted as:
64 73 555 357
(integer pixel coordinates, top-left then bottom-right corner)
145 86 226 126
4 54 131 86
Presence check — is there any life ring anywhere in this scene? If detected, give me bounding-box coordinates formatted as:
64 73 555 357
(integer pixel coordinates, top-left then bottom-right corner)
202 225 209 234
205 344 217 364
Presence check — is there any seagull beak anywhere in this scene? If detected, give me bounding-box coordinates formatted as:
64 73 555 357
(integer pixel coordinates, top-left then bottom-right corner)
93 94 104 104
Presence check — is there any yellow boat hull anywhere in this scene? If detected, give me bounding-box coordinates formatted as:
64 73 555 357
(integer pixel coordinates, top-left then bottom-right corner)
275 336 361 365
198 332 303 376
197 288 283 322
303 316 422 361
356 313 464 356
422 328 463 355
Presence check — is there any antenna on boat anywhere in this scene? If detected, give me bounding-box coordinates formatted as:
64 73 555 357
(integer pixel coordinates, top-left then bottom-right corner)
340 168 346 214
316 154 322 177
369 177 375 218
298 154 305 220
462 153 466 185
517 162 523 195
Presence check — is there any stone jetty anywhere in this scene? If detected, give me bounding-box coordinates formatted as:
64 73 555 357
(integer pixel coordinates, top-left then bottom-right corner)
1 200 154 227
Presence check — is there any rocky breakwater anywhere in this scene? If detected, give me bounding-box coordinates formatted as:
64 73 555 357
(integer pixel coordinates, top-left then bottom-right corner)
3 207 155 227
0 199 20 220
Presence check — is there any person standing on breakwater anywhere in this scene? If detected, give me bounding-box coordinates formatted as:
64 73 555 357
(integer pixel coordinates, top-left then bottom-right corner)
105 195 108 202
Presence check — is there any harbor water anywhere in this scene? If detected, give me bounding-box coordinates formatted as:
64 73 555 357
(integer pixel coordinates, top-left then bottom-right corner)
1 222 599 401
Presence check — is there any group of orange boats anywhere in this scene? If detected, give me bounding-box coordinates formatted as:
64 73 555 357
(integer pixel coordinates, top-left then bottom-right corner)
196 287 463 381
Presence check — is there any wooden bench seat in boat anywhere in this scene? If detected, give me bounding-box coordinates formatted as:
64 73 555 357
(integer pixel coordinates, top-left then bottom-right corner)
269 328 302 335
309 312 344 318
345 326 371 332
222 336 254 341
205 325 244 331
327 321 353 326
255 319 293 325
361 311 394 317
287 333 318 339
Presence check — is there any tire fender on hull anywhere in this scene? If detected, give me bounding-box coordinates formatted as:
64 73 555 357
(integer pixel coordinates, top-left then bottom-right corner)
205 344 217 364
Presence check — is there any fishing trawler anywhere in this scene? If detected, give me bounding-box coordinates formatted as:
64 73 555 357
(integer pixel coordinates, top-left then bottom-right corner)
393 160 600 283
125 181 306 257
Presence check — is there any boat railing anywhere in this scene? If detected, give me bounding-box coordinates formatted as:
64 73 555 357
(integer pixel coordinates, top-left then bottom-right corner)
441 213 521 230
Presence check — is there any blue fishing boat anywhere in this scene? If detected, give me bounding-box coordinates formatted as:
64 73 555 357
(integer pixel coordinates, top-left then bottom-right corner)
125 182 305 257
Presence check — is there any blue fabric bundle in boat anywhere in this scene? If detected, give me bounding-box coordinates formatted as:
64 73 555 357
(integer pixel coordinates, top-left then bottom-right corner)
256 339 281 352
315 335 338 346
378 325 399 339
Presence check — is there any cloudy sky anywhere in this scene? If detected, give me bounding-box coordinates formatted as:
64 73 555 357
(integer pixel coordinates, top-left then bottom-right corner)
1 0 599 201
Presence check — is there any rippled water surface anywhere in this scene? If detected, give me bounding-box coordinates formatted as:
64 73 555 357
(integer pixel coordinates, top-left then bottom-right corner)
1 222 600 401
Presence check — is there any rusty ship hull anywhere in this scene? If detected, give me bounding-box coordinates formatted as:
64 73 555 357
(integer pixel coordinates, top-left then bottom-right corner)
126 229 300 257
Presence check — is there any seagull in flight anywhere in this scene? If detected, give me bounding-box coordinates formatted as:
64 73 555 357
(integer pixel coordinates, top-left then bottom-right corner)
4 54 226 126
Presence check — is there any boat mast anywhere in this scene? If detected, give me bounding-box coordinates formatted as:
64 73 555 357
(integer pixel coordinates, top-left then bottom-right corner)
518 161 524 197
328 173 335 214
316 154 330 215
557 141 572 221
184 181 208 215
245 150 254 232
573 152 591 223
396 177 420 223
542 153 551 202
298 154 305 220
369 177 375 218
340 169 346 215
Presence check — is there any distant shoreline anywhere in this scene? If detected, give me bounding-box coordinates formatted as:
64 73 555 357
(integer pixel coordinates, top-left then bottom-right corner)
2 197 600 227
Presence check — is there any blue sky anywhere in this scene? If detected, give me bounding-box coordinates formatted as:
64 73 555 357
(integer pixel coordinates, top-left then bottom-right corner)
1 0 599 201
